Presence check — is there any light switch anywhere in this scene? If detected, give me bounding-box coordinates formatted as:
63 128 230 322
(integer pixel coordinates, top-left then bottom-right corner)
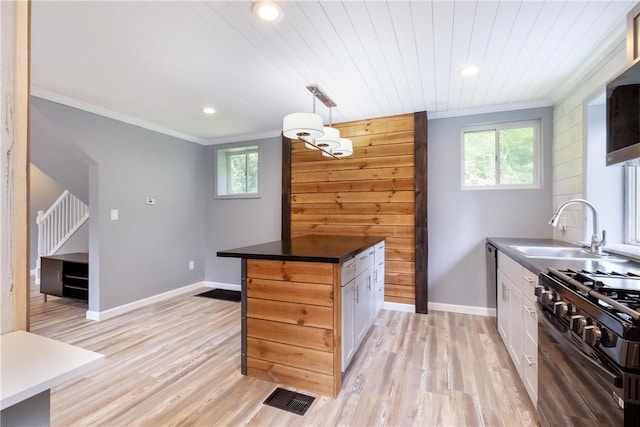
111 209 119 220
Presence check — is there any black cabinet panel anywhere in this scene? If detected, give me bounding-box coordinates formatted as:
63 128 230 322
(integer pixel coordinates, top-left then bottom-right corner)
40 253 88 301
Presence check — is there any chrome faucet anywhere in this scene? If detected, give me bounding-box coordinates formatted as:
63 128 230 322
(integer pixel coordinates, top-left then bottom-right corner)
548 198 606 255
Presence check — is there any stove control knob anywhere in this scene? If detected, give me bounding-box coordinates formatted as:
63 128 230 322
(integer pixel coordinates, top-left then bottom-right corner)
540 290 554 304
570 315 587 333
554 301 568 316
583 325 602 346
534 286 545 297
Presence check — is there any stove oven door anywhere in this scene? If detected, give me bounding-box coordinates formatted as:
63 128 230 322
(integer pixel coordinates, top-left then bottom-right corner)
537 302 626 426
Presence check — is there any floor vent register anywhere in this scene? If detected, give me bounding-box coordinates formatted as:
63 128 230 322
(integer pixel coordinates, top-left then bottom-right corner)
263 387 315 416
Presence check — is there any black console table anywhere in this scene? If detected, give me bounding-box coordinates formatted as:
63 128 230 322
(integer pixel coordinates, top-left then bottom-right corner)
40 252 89 302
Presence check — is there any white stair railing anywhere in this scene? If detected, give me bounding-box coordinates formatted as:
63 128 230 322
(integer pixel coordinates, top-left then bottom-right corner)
36 190 89 283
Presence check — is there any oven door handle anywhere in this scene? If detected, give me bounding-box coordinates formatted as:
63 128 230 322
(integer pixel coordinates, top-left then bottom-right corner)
537 302 623 388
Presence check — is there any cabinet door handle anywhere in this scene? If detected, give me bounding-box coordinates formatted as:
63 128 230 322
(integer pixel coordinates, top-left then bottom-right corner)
355 285 359 303
524 276 537 284
524 355 536 366
367 276 371 290
524 305 535 315
57 270 63 282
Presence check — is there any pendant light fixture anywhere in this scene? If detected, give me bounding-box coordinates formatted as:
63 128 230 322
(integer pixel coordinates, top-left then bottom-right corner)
313 107 340 150
283 85 352 159
323 138 353 158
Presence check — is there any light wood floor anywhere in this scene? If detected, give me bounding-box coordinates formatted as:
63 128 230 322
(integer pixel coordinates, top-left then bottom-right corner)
30 285 538 426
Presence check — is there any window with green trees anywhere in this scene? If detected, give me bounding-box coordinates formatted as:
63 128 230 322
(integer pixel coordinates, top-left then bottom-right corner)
216 144 260 198
462 120 540 189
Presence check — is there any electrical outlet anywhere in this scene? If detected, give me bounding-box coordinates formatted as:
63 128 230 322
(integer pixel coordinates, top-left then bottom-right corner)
559 220 567 233
189 260 194 270
110 209 119 220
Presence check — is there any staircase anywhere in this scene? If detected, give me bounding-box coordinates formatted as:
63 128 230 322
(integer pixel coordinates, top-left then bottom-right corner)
35 190 89 283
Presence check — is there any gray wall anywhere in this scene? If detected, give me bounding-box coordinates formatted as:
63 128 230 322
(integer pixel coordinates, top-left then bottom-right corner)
428 107 554 309
31 97 207 312
205 137 282 285
29 165 64 269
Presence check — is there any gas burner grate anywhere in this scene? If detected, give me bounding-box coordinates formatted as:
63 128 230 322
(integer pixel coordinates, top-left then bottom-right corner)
580 269 640 279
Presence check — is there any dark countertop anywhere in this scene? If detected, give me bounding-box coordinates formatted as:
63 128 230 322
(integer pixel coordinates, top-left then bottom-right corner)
487 237 640 275
217 235 385 263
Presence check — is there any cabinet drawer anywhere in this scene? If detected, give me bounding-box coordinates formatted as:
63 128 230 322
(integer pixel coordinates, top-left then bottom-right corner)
522 335 538 406
521 268 538 303
342 258 355 285
375 242 385 260
355 250 370 276
522 299 538 342
497 252 522 284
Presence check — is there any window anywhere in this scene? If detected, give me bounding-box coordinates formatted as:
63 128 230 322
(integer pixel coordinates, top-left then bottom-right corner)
625 166 640 245
215 144 260 198
462 120 541 189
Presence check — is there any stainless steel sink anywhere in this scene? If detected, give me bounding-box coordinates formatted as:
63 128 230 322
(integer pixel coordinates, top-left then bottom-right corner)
512 245 627 261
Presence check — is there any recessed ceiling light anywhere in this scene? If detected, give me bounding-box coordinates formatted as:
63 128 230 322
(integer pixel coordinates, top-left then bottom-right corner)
461 66 479 76
202 107 216 115
252 0 284 23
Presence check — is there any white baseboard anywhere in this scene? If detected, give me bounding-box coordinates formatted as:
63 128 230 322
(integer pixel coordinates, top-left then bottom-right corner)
86 281 208 321
383 301 414 312
84 280 494 321
428 302 496 317
382 301 495 317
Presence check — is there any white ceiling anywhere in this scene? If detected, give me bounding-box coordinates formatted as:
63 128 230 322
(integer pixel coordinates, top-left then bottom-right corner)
30 0 637 145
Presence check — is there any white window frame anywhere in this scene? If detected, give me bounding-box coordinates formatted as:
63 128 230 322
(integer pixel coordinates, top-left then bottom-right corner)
625 166 640 246
215 143 261 199
461 119 542 190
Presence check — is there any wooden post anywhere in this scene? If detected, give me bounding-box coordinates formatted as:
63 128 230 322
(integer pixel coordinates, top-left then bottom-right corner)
1 0 31 333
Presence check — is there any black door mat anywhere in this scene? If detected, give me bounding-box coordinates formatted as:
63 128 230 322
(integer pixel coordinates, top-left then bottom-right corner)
194 289 241 302
263 387 315 416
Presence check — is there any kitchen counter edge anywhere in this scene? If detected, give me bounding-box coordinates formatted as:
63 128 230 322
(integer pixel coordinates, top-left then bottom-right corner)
217 235 385 264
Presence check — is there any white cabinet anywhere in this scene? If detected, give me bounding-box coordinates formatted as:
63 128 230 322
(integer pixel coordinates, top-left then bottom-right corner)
498 269 522 375
496 251 538 406
374 242 385 315
521 267 538 405
342 242 385 373
355 249 372 347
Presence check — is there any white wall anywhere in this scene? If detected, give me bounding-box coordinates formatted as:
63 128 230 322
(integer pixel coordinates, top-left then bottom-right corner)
551 37 629 243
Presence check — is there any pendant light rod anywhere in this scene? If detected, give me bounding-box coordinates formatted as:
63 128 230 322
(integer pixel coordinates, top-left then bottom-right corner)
303 138 341 159
306 85 336 108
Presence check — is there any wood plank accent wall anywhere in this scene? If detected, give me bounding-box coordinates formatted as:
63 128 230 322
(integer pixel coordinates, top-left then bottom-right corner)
283 113 427 309
244 259 341 397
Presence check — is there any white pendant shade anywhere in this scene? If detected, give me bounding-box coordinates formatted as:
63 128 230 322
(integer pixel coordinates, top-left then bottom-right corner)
283 113 324 140
305 141 319 150
322 138 353 157
314 126 340 150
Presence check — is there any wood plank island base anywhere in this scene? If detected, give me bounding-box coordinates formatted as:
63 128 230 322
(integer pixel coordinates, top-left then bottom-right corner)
217 235 385 398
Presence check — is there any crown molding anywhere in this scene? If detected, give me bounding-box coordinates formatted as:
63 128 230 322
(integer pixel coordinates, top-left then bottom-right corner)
427 99 553 120
30 87 206 144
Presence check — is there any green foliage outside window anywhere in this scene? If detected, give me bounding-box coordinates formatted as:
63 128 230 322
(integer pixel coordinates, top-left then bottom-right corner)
228 151 258 194
463 121 539 189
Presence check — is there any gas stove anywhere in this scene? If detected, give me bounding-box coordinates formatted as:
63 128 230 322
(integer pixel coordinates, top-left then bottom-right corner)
537 266 640 426
537 267 640 369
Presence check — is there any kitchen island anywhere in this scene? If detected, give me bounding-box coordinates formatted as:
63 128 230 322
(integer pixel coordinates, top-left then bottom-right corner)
217 235 384 398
